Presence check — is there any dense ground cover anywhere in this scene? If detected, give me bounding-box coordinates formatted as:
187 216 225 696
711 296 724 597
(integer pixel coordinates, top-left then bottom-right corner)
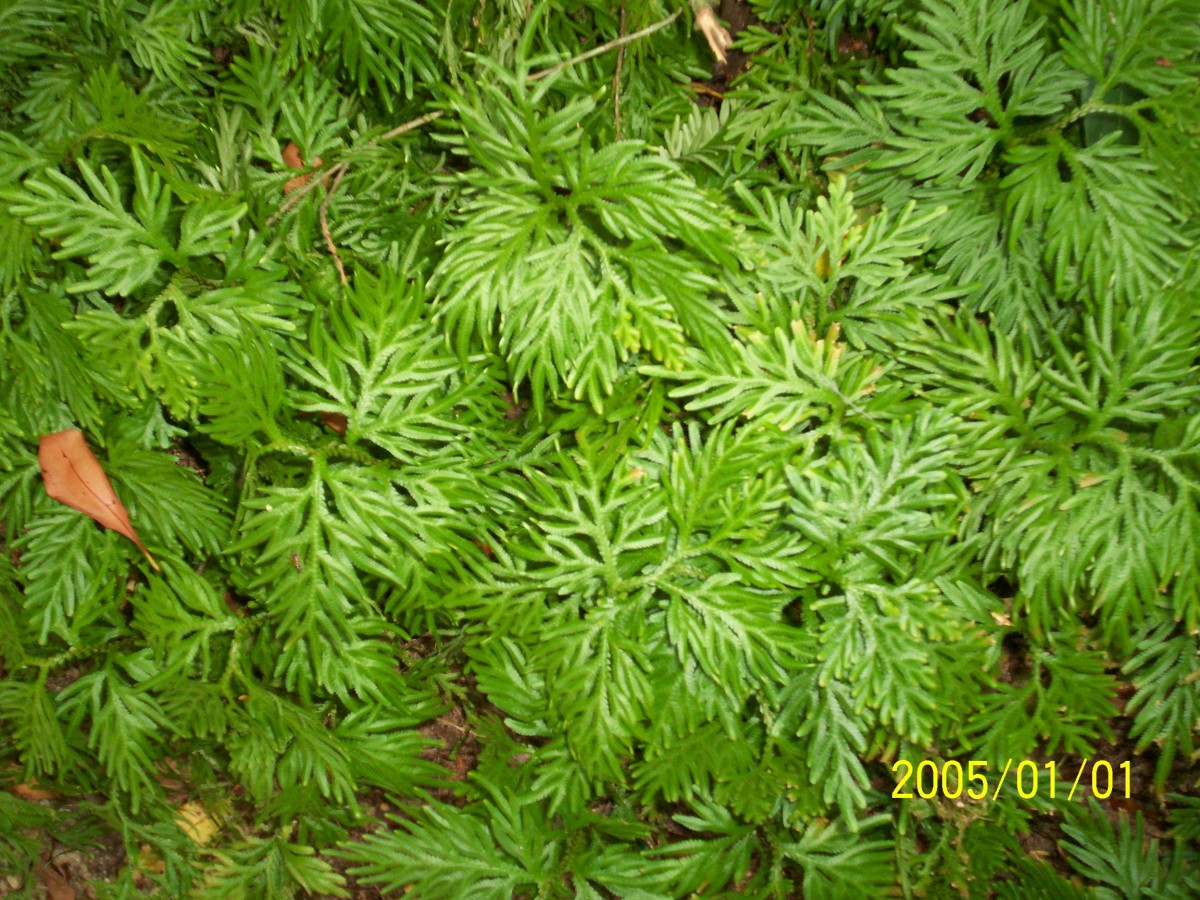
1 0 1198 896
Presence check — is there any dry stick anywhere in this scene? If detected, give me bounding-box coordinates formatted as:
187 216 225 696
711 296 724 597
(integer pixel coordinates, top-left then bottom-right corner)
375 109 447 145
527 9 680 82
319 165 349 285
613 3 627 140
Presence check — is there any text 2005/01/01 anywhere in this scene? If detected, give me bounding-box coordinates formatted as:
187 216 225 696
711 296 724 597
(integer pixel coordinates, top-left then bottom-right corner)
893 758 1134 803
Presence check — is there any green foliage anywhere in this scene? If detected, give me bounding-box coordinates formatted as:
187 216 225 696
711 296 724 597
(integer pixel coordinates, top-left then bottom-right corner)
198 835 350 899
1124 623 1200 791
433 61 739 413
0 0 1197 896
1061 798 1200 899
7 150 245 295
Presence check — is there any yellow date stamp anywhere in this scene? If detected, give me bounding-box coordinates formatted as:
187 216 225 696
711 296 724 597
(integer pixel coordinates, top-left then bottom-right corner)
891 759 1133 802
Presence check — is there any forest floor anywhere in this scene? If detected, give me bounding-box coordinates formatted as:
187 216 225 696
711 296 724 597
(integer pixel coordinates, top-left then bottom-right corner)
5 2 1198 897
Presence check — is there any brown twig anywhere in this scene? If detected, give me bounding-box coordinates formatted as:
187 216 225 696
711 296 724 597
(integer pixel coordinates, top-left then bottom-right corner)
527 9 680 82
613 3 626 140
687 81 725 100
376 109 446 145
318 165 349 285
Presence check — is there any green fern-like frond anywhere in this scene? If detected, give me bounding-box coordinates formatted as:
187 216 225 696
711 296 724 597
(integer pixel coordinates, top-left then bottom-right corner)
0 676 72 780
57 660 173 813
1014 136 1186 303
14 503 129 643
433 64 737 411
197 834 349 899
290 271 504 462
8 151 180 294
1061 798 1200 899
965 632 1116 762
739 176 957 350
644 800 760 896
225 685 357 807
322 0 438 103
1059 0 1200 100
8 149 246 296
780 813 897 898
1123 623 1200 792
649 320 887 432
344 797 549 899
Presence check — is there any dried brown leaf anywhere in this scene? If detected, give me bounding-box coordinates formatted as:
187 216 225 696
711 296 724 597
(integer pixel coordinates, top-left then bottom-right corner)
38 429 159 571
175 801 221 846
282 141 325 195
38 864 74 900
12 782 58 801
318 411 348 435
281 141 304 170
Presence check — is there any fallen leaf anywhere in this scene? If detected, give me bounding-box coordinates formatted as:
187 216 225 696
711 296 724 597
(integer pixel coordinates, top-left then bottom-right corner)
38 863 74 900
175 801 221 846
12 782 58 801
281 140 304 169
318 411 347 435
138 801 222 875
38 429 159 571
282 140 325 195
1108 794 1141 814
